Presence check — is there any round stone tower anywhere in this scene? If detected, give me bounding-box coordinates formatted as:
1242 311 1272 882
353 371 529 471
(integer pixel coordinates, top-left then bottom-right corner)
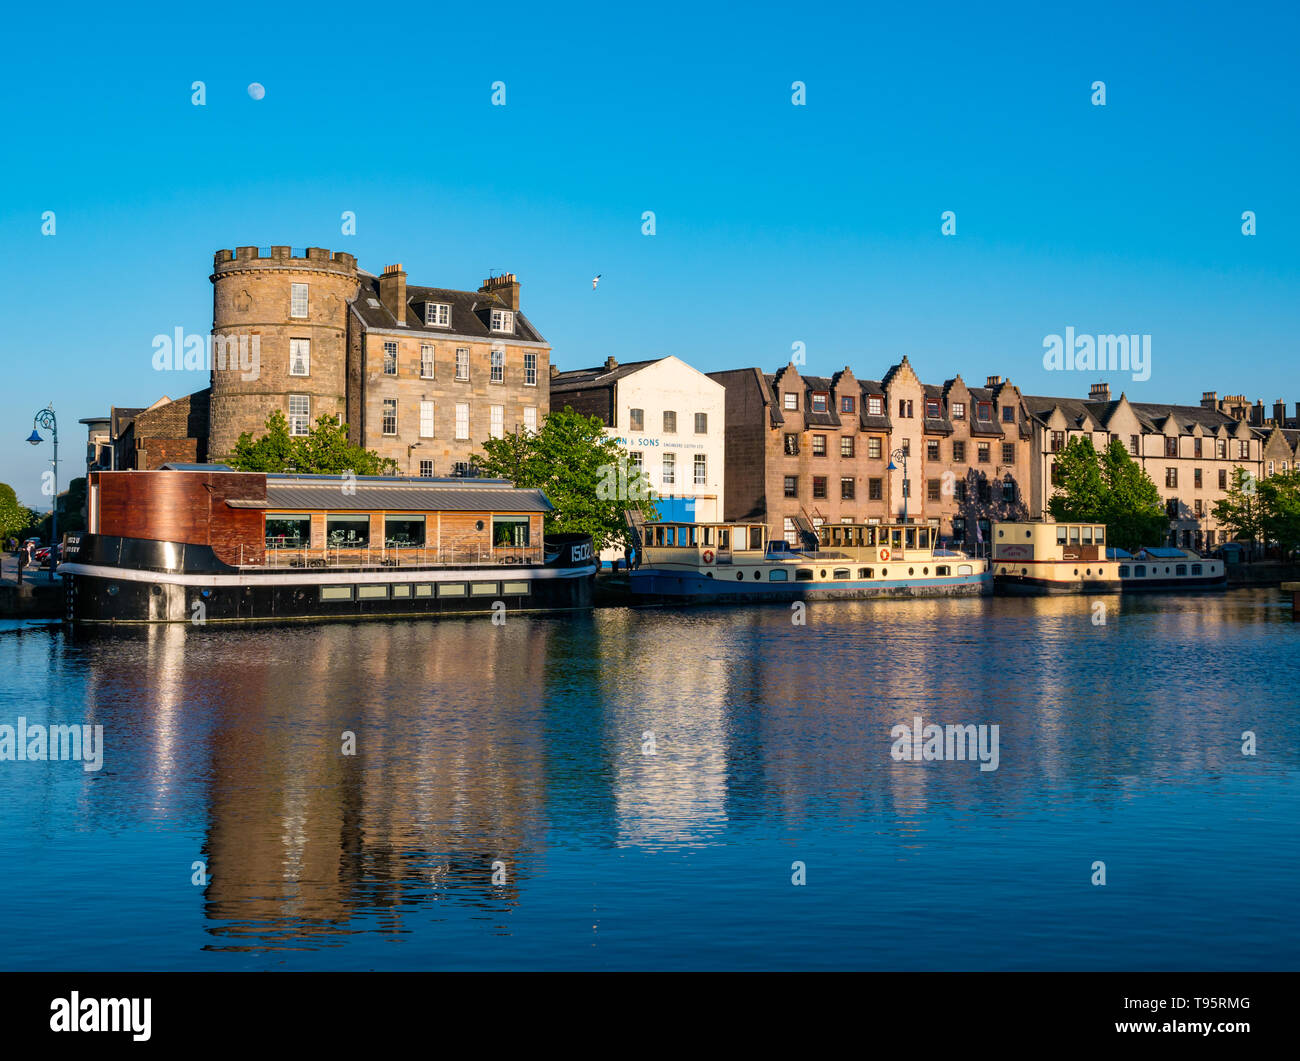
208 245 359 460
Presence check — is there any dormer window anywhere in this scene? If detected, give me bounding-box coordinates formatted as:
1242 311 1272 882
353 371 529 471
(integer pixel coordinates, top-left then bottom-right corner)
926 399 941 419
976 401 993 421
811 392 828 413
841 395 855 414
491 309 515 333
867 395 883 416
952 402 966 420
1002 406 1016 423
424 302 451 327
783 393 798 411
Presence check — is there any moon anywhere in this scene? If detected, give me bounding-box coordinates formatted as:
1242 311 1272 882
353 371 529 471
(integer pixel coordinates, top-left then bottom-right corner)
247 83 266 100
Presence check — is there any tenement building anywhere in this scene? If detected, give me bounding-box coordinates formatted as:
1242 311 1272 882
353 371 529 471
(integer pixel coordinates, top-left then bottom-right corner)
1023 383 1263 551
138 247 549 475
550 355 726 523
709 358 1032 547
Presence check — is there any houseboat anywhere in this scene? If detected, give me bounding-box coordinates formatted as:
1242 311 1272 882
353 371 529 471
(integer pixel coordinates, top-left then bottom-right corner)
991 521 1226 594
59 467 596 624
629 519 990 603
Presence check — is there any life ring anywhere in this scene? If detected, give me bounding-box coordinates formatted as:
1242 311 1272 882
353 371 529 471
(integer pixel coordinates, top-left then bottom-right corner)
702 549 715 564
879 548 890 562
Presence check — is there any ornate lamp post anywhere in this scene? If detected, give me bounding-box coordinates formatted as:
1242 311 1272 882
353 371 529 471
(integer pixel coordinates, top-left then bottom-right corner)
26 404 59 577
887 447 909 524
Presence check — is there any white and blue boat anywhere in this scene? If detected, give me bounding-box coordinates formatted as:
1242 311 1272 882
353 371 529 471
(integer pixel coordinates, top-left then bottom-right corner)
628 519 990 603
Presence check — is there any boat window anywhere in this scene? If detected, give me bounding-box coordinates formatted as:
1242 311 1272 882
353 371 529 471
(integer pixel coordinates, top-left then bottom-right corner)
719 528 729 549
892 528 903 551
438 583 468 596
470 582 499 596
266 514 311 550
1119 565 1129 577
796 569 814 581
1095 526 1105 543
702 526 713 546
905 528 917 549
936 566 950 576
1134 565 1145 577
490 516 527 548
321 585 353 601
833 568 851 579
1081 526 1093 545
1176 564 1187 576
501 581 530 595
1192 564 1202 575
750 527 764 550
769 569 789 581
859 568 872 578
415 584 433 597
957 565 972 576
1056 526 1068 545
391 584 411 598
1069 526 1080 545
358 585 388 599
327 514 370 548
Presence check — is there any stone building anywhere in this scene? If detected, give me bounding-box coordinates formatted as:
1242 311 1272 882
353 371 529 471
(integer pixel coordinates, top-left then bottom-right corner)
709 357 1031 547
1023 382 1262 551
549 355 726 523
201 247 549 474
100 392 211 471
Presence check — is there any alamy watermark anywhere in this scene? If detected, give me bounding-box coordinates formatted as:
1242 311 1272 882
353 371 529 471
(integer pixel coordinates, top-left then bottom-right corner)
0 718 104 772
890 714 1000 771
1042 326 1150 382
152 328 260 380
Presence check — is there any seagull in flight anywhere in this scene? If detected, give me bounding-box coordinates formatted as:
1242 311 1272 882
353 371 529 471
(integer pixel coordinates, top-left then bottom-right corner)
592 274 602 291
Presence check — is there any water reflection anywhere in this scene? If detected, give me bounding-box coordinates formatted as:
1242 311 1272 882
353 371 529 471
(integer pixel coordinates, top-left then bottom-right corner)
6 587 1295 962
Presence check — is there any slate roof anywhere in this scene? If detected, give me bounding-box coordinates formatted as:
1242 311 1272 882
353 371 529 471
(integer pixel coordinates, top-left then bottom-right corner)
349 276 547 344
1023 394 1244 435
550 358 664 392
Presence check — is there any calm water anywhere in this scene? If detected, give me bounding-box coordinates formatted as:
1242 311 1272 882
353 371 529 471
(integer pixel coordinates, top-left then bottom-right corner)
1 590 1297 971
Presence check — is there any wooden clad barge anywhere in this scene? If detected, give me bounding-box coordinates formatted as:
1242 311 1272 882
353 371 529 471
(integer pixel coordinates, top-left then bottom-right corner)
629 518 990 603
991 521 1226 594
60 468 596 624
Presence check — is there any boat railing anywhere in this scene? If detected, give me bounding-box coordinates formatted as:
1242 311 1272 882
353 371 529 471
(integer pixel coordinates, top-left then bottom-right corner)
238 544 544 570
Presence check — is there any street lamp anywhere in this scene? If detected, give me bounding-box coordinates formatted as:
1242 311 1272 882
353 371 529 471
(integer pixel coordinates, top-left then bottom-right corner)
888 447 909 524
26 404 59 576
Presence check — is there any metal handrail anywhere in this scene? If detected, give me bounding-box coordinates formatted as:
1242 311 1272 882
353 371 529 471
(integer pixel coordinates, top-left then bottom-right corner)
238 543 544 569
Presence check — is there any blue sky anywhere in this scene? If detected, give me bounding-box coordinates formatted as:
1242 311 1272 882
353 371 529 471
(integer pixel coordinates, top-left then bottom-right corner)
1 0 1297 505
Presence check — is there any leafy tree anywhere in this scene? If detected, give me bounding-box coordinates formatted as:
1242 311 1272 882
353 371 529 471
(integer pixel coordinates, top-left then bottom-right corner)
226 412 398 475
1099 439 1169 553
1047 437 1106 521
1047 436 1167 552
1211 466 1264 552
475 407 659 551
1257 468 1300 554
0 483 27 543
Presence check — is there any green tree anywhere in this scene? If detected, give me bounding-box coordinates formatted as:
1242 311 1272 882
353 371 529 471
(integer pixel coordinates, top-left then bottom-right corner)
226 412 398 475
0 483 27 544
1257 468 1300 554
1099 438 1169 552
1046 437 1106 521
1212 466 1264 551
1047 436 1168 552
475 407 659 551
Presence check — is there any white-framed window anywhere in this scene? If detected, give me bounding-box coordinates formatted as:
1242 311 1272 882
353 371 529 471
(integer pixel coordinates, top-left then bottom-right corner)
490 347 505 383
694 453 707 485
383 341 398 375
289 338 310 376
455 402 470 440
524 351 537 386
783 393 798 410
420 400 434 438
490 404 504 438
523 406 537 434
382 398 397 435
455 348 470 380
420 344 435 379
424 302 450 327
868 396 883 416
491 309 514 333
662 452 676 486
288 394 310 436
290 283 309 318
419 459 433 478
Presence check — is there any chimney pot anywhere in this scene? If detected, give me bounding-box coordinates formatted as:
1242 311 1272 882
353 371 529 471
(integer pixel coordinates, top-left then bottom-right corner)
378 264 408 323
1089 382 1111 402
986 375 1001 387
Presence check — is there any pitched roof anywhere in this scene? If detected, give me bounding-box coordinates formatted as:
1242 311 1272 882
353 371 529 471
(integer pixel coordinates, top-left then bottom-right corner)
349 276 547 344
550 358 665 392
1024 394 1243 435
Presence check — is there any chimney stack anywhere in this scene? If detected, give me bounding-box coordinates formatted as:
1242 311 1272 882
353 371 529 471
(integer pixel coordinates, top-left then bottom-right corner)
604 356 618 372
479 272 521 312
549 363 560 379
1201 391 1218 410
1089 382 1111 402
379 264 407 324
1252 399 1265 426
986 375 1002 388
1274 399 1287 426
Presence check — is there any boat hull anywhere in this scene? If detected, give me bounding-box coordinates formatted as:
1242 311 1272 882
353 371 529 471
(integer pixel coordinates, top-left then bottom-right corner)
631 568 991 604
59 533 596 625
995 573 1227 595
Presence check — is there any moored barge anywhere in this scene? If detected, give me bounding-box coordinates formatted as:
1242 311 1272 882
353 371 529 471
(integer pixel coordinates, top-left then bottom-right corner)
629 519 990 603
991 521 1226 594
60 468 596 624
